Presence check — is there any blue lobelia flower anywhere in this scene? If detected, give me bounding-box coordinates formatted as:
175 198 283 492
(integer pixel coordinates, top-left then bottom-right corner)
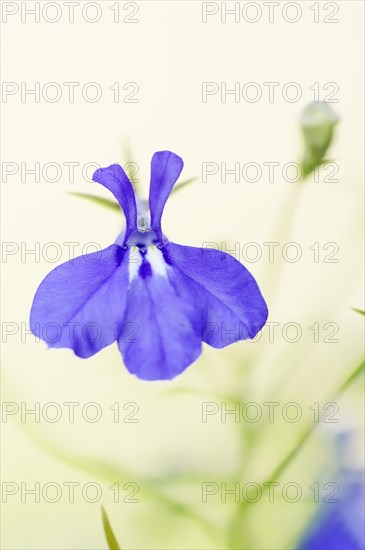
30 151 268 380
298 471 365 550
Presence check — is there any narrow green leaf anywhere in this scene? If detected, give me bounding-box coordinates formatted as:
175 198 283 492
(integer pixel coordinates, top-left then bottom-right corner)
336 359 364 394
121 141 133 170
101 506 121 550
170 177 198 195
68 193 120 212
351 307 365 316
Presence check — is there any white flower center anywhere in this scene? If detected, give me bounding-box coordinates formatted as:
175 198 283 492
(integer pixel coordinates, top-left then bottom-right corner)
146 247 168 278
128 245 168 282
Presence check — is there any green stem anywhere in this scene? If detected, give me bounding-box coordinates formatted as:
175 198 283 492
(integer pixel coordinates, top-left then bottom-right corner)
227 358 364 549
11 400 223 544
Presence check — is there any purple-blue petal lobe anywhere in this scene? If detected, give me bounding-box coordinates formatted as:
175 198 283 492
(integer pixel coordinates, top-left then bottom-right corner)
118 266 202 381
92 164 137 242
149 151 184 241
163 242 268 347
30 245 130 358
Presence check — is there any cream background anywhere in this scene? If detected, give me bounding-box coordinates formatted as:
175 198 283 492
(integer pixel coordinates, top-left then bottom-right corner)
1 1 364 549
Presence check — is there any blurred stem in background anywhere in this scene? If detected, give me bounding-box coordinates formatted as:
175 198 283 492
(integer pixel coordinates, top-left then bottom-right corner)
227 102 345 549
227 357 364 549
96 355 364 549
265 101 339 305
234 98 340 497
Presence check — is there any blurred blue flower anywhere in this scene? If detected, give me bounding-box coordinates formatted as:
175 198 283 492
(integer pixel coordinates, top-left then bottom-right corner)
298 432 365 550
30 151 268 380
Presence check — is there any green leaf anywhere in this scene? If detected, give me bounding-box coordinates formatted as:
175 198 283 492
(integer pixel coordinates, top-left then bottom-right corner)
101 506 121 550
352 307 365 316
170 177 198 195
68 193 120 212
336 359 364 394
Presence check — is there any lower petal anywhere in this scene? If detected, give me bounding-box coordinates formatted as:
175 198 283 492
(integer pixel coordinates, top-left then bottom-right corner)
118 266 202 380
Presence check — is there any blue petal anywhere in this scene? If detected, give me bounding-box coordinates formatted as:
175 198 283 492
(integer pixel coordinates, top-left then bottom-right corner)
149 151 184 241
163 242 268 347
298 472 365 550
93 164 137 242
30 245 130 358
118 262 202 380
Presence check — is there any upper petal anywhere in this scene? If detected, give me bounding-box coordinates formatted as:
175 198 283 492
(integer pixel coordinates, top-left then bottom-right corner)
163 242 268 347
149 151 184 241
30 245 130 358
118 248 202 380
93 164 137 242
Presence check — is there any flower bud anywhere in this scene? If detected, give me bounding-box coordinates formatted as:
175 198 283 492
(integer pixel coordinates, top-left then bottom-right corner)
300 101 339 176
